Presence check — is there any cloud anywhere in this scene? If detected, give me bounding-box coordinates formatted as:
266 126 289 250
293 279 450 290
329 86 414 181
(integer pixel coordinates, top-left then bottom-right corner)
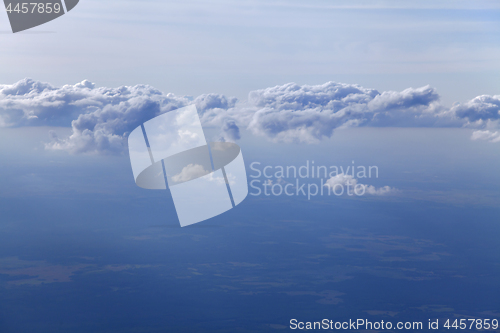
195 93 237 113
0 78 95 127
0 78 202 153
172 164 210 183
451 95 500 144
2 78 500 154
48 90 194 154
451 95 500 122
245 82 378 143
471 130 500 143
219 120 241 141
449 95 500 142
324 173 398 196
42 87 238 154
242 83 450 143
227 83 499 143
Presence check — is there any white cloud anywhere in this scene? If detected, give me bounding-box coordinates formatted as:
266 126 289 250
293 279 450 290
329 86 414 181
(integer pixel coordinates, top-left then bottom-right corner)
2 78 500 154
451 95 500 122
364 185 397 196
195 82 453 144
471 130 500 143
0 78 198 154
324 174 398 196
172 164 210 183
241 83 457 143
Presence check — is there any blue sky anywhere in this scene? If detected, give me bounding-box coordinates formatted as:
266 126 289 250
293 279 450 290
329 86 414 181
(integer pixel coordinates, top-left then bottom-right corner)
1 0 500 104
1 0 499 232
1 1 500 332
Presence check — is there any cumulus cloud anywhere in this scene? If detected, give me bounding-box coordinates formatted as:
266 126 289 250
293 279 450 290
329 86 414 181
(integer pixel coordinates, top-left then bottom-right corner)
224 83 499 143
0 79 243 153
198 82 454 144
195 93 237 113
0 78 95 127
1 78 500 154
324 174 398 196
0 78 201 153
449 94 500 142
243 82 452 143
451 95 500 122
219 120 241 142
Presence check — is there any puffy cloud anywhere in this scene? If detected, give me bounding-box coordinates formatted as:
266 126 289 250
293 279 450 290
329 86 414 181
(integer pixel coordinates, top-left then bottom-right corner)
44 90 238 154
248 82 379 110
2 78 500 154
0 78 207 154
219 120 241 142
47 91 192 154
195 93 237 113
245 82 375 143
0 78 96 127
194 94 243 142
449 95 500 142
324 174 398 196
451 95 500 122
232 83 500 143
0 79 208 154
244 83 451 143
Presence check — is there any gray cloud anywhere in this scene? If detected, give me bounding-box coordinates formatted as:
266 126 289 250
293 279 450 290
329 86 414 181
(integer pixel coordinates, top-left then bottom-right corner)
0 78 96 127
200 82 453 144
244 83 454 143
1 79 499 154
48 92 190 154
245 82 380 143
451 95 500 122
0 78 199 153
449 94 500 141
195 93 237 113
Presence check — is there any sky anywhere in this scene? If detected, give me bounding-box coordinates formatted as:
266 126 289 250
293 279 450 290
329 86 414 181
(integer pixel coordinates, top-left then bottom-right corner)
1 1 500 332
1 0 500 104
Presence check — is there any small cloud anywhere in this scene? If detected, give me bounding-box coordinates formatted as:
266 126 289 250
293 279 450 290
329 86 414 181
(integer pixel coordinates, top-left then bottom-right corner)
451 94 500 122
172 164 210 183
219 120 241 142
471 130 500 143
324 173 398 196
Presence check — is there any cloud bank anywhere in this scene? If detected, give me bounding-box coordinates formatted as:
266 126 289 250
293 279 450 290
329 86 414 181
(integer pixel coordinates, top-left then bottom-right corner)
1 78 499 154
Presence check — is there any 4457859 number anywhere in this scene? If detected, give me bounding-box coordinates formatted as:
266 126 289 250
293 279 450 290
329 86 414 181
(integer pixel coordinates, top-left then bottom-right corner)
444 319 498 330
5 2 62 14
